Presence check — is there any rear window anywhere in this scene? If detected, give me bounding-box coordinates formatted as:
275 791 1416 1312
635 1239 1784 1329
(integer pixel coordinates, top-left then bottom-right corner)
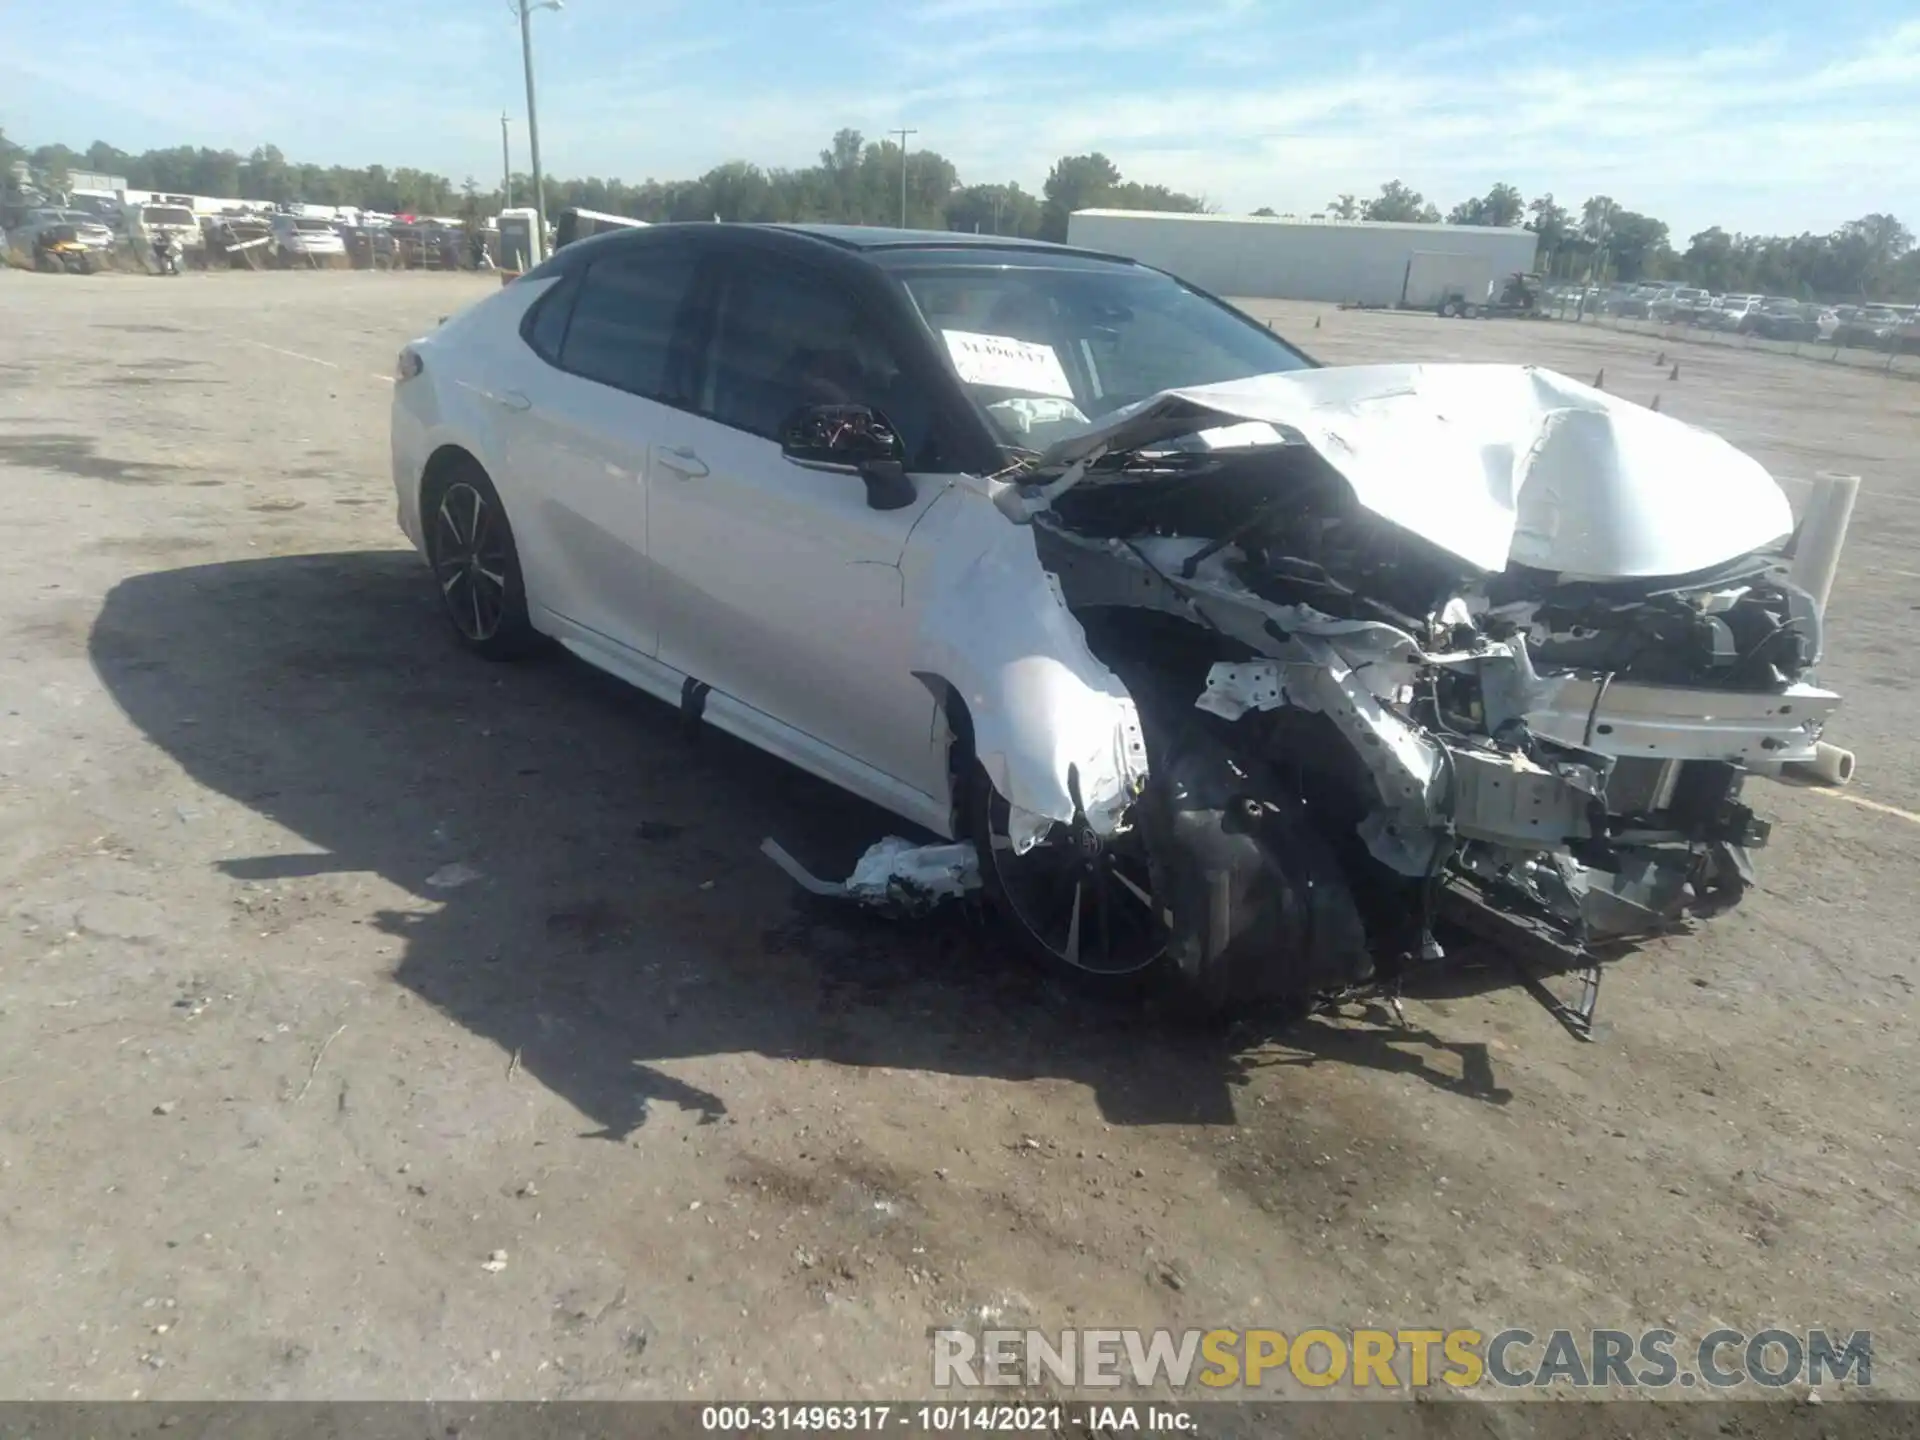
145 207 195 226
523 272 581 364
294 218 335 233
559 249 699 402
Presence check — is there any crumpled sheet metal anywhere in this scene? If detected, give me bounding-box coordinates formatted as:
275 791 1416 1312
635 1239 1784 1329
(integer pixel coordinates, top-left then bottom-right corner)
1031 364 1794 579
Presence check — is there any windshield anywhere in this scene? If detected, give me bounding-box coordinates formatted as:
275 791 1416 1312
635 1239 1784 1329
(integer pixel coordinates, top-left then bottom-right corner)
145 207 195 226
294 217 335 233
59 211 102 227
896 263 1311 448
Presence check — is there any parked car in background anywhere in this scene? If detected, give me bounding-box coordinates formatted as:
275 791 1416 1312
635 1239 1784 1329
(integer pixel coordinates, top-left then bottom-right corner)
202 213 276 268
1597 283 1637 315
64 191 128 234
1651 286 1710 323
1708 295 1763 331
1750 299 1817 341
1836 306 1901 348
129 203 205 264
1865 307 1908 349
269 212 347 265
1608 284 1667 318
6 207 116 256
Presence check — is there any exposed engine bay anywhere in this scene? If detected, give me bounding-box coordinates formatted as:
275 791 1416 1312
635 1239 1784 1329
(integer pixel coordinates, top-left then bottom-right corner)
986 366 1843 1025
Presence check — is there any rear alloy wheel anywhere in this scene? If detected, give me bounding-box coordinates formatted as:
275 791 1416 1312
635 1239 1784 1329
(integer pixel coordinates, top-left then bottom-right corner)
423 463 542 659
971 768 1166 980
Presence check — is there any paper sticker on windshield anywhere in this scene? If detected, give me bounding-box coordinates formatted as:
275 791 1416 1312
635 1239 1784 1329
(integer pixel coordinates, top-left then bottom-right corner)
942 330 1075 399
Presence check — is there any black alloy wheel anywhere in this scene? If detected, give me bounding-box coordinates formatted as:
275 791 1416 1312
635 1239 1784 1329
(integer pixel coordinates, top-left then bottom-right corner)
422 463 541 659
972 768 1167 979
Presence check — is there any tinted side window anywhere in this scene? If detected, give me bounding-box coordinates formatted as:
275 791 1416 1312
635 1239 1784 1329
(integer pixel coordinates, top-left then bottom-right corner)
559 249 698 402
700 260 927 456
522 271 580 363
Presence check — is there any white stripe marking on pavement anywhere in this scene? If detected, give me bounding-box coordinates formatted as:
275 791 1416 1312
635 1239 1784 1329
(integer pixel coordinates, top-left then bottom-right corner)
241 339 340 369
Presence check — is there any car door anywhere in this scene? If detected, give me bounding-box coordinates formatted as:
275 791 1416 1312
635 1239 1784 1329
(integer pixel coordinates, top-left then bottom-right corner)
499 243 701 659
644 245 959 813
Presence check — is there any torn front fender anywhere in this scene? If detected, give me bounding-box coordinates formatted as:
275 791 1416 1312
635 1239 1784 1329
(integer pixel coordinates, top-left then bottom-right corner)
908 486 1149 836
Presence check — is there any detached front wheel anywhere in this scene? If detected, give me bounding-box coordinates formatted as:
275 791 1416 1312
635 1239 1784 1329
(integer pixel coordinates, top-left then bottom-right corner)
422 460 543 660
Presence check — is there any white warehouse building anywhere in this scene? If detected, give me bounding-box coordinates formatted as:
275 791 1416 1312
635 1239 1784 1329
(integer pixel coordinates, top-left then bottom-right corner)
1067 209 1541 309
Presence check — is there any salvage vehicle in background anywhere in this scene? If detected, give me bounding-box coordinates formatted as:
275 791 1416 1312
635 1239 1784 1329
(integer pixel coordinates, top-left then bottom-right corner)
1650 287 1710 323
268 212 347 267
27 223 103 273
129 203 205 265
7 207 116 258
1834 306 1901 348
390 225 1843 1028
1750 298 1819 341
202 214 276 268
1707 295 1764 330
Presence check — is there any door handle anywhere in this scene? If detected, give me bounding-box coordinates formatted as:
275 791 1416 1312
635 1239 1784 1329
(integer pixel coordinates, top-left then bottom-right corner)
656 446 708 479
492 389 532 412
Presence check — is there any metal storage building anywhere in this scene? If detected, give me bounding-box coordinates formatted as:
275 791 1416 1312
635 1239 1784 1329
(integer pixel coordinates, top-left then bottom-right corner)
1067 210 1540 308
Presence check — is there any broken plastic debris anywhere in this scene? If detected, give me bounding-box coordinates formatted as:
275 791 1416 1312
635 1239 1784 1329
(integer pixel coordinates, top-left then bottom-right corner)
426 862 483 890
760 836 981 916
481 1250 508 1273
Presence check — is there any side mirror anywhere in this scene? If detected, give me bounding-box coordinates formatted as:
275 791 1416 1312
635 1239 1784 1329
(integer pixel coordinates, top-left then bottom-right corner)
778 404 916 511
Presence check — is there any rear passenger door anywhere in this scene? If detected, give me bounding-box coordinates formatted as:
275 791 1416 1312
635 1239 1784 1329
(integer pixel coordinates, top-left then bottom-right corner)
502 243 700 658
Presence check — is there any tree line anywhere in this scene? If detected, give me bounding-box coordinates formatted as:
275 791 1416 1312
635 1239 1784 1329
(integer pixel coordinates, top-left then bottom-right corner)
7 127 1914 302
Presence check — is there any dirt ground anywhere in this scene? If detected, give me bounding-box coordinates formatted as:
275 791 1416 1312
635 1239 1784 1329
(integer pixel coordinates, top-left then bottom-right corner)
0 269 1915 1410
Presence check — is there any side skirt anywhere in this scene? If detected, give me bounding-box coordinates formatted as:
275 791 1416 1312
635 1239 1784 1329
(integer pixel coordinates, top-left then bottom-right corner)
535 607 955 841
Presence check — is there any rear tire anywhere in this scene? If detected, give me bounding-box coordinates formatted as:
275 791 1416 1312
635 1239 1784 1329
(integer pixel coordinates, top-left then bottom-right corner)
420 458 545 661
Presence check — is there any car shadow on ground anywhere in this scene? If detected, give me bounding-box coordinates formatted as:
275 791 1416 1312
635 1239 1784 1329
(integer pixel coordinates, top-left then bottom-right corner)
91 550 1511 1139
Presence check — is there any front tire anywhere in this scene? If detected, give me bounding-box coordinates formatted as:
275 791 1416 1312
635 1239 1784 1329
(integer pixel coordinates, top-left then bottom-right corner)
967 766 1168 987
421 459 544 660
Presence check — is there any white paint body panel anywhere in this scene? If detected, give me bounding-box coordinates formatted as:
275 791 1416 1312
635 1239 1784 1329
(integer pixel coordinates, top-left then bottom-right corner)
392 280 1825 876
388 273 1142 838
1037 364 1795 578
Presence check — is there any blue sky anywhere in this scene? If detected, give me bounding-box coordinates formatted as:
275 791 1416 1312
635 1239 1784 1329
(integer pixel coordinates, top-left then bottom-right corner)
4 0 1917 239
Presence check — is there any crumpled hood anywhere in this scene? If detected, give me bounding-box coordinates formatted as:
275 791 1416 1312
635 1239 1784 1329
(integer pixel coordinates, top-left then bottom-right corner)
1037 364 1794 578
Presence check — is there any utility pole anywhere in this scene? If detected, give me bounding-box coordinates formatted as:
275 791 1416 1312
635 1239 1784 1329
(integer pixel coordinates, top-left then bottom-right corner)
500 113 512 209
892 127 917 228
518 0 562 249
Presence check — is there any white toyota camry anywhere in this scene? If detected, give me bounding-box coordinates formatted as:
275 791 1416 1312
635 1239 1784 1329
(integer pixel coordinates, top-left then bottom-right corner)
392 223 1841 1022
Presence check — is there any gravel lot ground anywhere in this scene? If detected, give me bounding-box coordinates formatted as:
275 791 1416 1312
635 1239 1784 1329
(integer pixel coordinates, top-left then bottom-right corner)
0 270 1915 1417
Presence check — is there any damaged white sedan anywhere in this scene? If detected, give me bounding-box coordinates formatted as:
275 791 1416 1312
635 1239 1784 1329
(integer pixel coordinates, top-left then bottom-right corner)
392 223 1842 1024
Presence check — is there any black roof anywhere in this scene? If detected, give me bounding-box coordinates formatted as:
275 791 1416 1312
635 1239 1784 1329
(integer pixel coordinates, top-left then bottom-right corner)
548 219 1132 267
770 224 1136 268
770 223 1052 252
